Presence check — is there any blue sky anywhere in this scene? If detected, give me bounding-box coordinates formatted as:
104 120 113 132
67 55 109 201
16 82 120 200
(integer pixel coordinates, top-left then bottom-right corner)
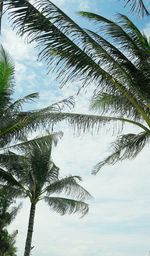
2 1 150 256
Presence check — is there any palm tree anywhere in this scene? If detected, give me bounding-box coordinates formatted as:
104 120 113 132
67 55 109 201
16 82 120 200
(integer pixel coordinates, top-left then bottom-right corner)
0 45 80 150
1 1 149 173
0 43 117 155
0 133 91 256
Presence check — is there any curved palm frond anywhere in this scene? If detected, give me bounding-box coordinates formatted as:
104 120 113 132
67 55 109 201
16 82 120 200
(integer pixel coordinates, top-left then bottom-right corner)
0 152 26 175
2 1 150 171
46 176 91 200
0 168 23 188
0 45 14 111
47 162 60 183
93 131 150 174
4 1 150 125
44 196 89 217
5 93 39 114
13 131 63 152
123 0 149 16
90 92 142 120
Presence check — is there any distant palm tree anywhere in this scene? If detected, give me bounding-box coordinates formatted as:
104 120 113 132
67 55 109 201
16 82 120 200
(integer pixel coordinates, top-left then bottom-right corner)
2 1 149 173
0 133 91 256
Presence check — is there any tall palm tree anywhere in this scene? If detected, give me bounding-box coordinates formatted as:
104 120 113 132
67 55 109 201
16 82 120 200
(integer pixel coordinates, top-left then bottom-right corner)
1 1 150 173
0 133 91 256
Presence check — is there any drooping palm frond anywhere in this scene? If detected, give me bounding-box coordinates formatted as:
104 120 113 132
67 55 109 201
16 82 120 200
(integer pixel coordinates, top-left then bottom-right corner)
2 1 150 171
46 176 91 200
93 131 150 174
3 1 150 125
0 45 14 111
5 93 39 114
90 92 142 121
0 152 26 176
123 0 149 16
0 168 23 188
13 132 63 152
44 196 89 217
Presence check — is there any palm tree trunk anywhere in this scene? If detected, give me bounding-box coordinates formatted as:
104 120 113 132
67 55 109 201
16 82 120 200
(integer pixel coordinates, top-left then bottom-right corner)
24 203 36 256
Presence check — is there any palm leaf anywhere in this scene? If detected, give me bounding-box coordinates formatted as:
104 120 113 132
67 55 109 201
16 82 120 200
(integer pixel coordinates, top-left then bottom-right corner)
5 92 39 113
93 131 150 174
0 45 14 111
37 96 75 113
90 92 142 120
46 176 91 200
47 162 59 183
4 2 150 126
3 0 126 90
8 132 63 152
0 168 23 188
44 196 89 217
123 0 149 16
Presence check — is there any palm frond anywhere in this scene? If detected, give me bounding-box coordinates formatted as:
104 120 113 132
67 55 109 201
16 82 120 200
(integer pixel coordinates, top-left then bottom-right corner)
123 0 149 16
0 45 14 111
3 0 122 90
90 92 142 120
44 196 89 217
79 12 148 60
4 2 150 125
47 162 59 183
38 112 149 133
14 131 63 152
46 176 91 200
93 131 150 174
5 92 39 114
0 168 23 188
0 152 26 173
38 96 75 113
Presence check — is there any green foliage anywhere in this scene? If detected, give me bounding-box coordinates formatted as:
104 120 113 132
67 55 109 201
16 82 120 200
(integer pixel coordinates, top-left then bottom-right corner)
0 186 19 256
0 229 17 256
0 2 149 176
0 134 91 255
0 134 91 215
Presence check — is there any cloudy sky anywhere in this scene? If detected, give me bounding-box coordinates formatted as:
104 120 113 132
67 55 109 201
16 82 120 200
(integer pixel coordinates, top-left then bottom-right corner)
2 0 150 256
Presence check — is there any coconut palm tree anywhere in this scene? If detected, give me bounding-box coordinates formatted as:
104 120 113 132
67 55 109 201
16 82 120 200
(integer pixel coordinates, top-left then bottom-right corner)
1 1 150 173
0 45 80 150
0 133 91 256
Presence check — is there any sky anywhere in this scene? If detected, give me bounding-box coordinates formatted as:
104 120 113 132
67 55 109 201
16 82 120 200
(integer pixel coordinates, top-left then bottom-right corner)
1 0 150 256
